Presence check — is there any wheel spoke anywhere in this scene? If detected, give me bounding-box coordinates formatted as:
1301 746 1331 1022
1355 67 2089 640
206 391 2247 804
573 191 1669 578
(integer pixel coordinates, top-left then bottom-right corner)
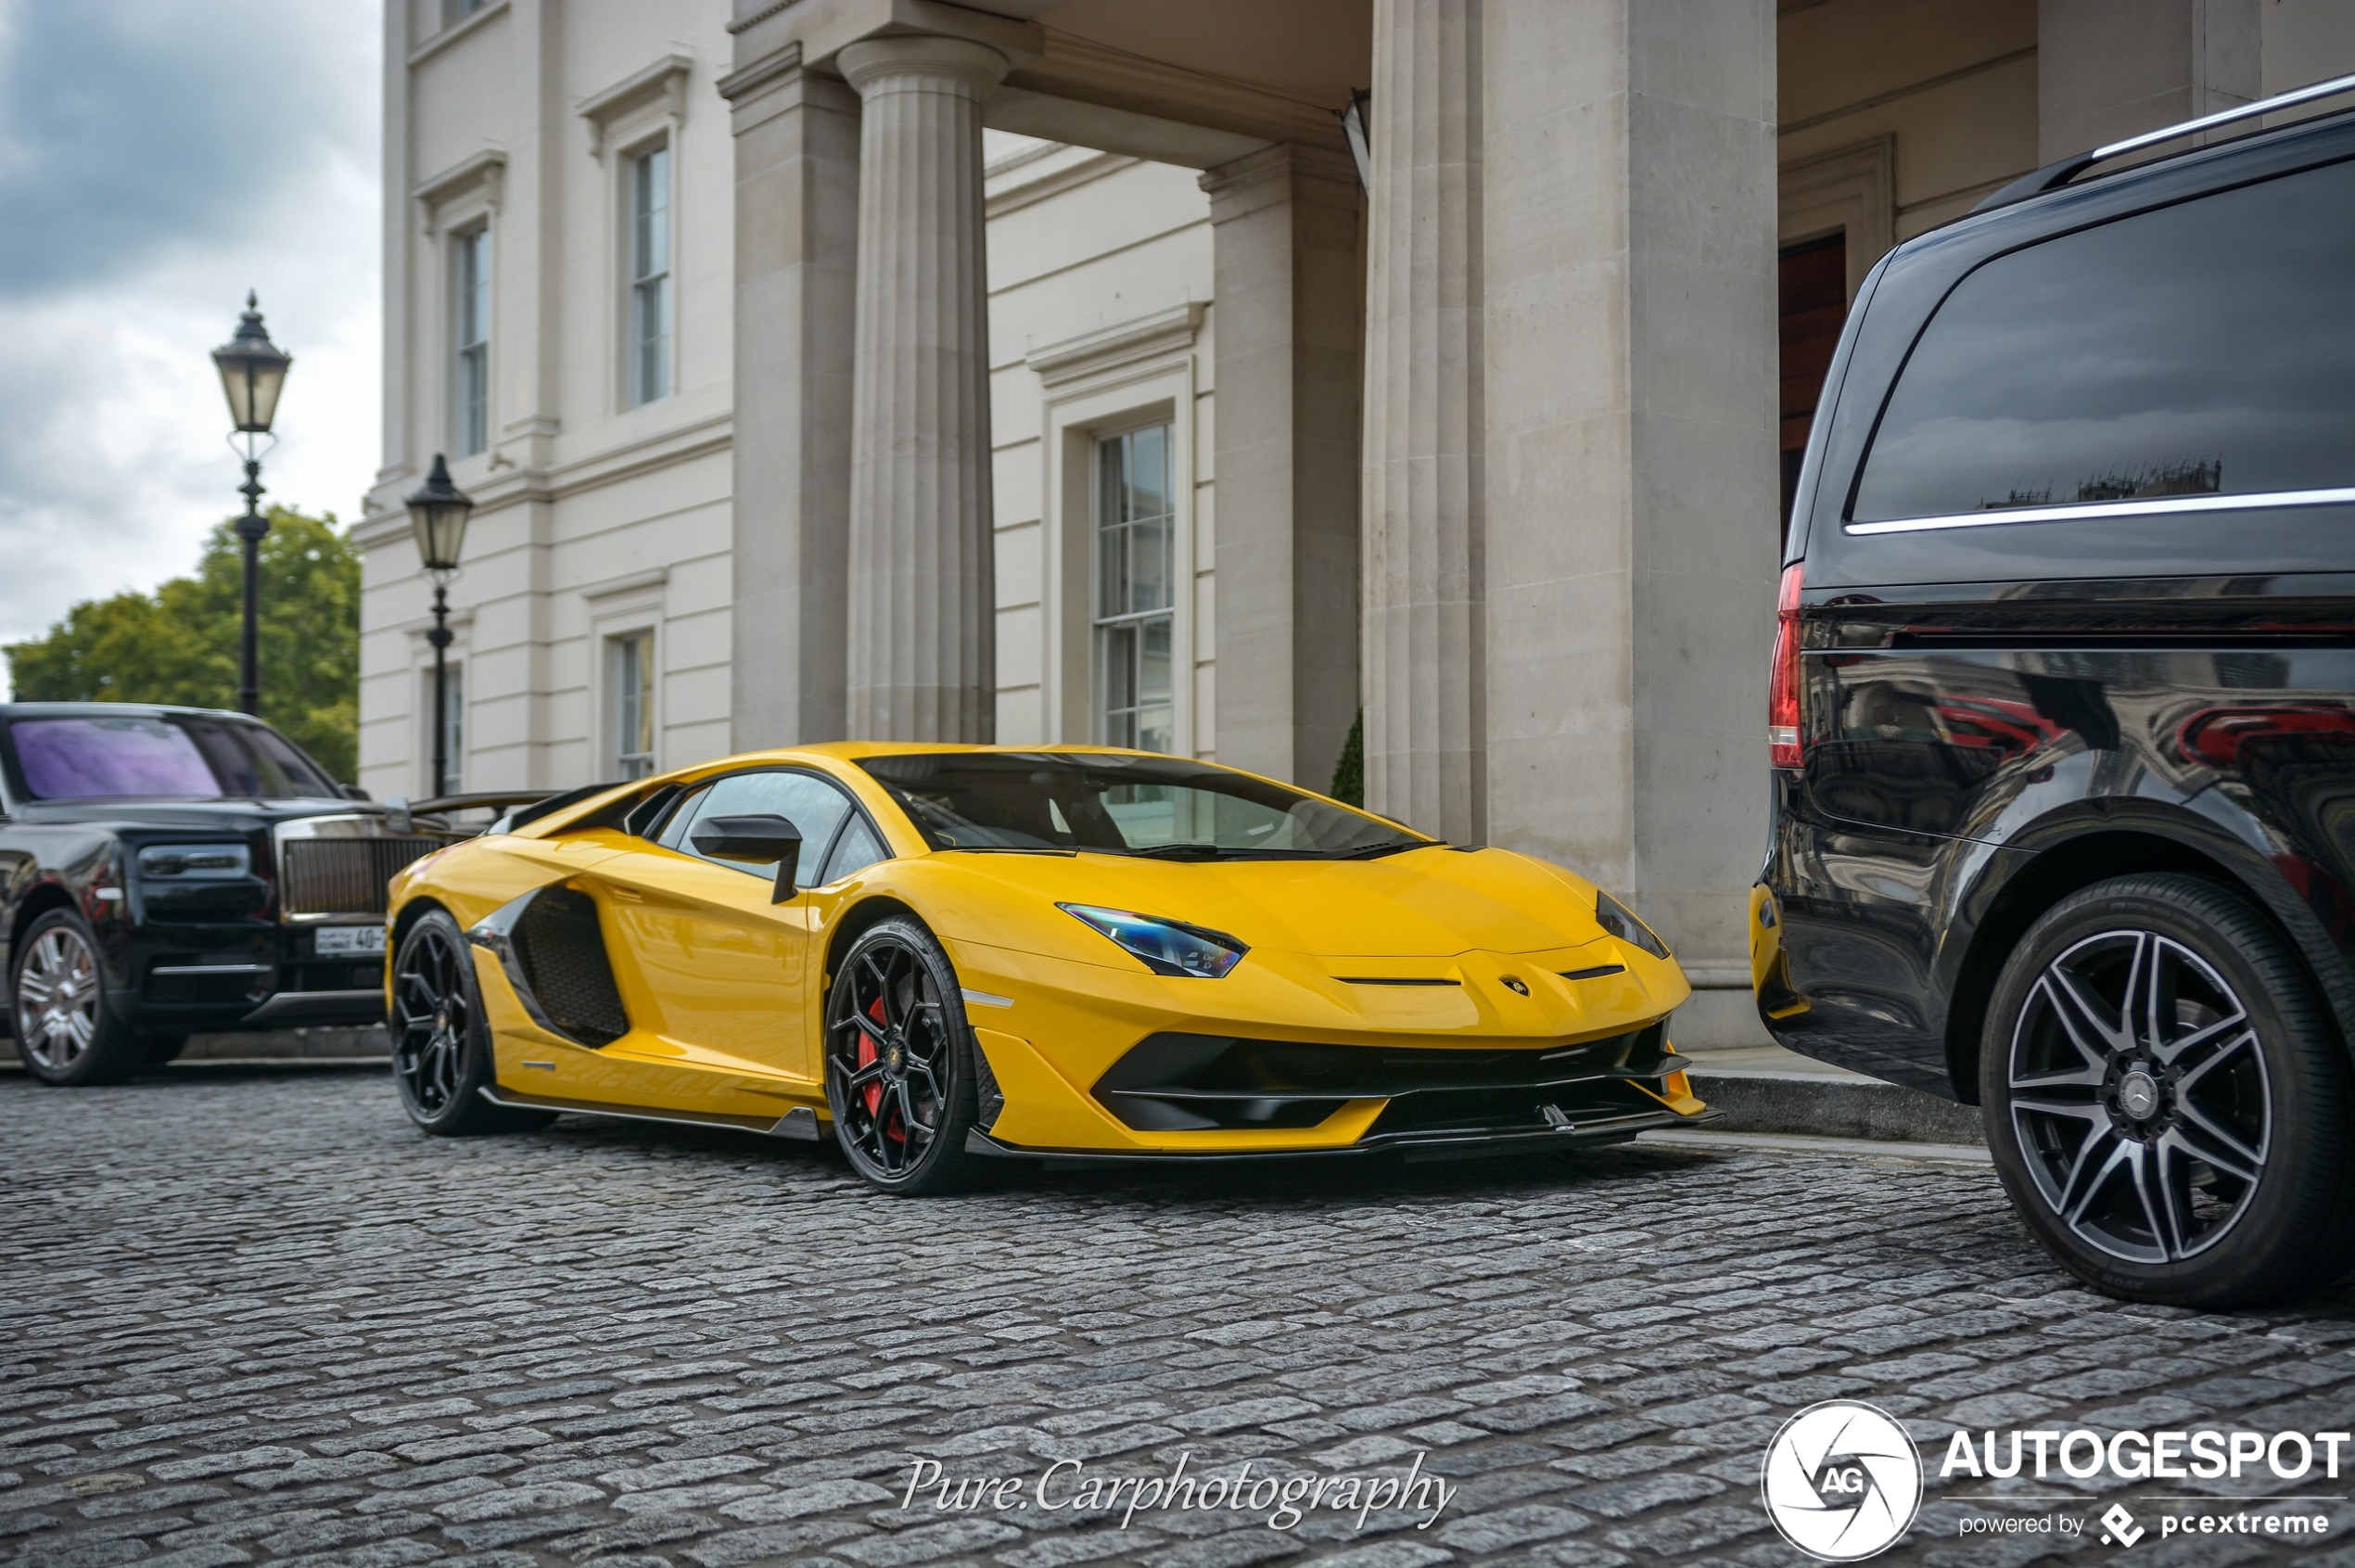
2168 1105 2264 1184
2170 1023 2257 1088
2124 1140 2184 1260
2121 931 2161 1053
2045 963 2130 1061
2057 1122 2129 1223
2010 1095 2103 1121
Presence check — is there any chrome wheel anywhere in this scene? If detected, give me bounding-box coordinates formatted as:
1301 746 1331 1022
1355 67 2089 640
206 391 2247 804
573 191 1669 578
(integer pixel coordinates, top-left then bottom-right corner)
392 919 471 1118
15 925 98 1072
826 935 952 1179
2007 928 2270 1264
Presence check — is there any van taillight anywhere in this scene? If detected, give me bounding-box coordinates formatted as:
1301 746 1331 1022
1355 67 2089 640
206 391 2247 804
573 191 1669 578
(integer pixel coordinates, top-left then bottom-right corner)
1768 563 1804 769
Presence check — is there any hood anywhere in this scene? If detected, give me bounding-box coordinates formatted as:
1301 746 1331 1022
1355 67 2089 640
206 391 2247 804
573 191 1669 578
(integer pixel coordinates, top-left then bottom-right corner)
934 845 1609 959
15 797 381 835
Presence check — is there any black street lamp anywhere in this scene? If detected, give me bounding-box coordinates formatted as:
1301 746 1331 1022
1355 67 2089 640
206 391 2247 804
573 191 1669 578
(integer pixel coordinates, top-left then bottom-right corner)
210 292 293 717
404 454 474 798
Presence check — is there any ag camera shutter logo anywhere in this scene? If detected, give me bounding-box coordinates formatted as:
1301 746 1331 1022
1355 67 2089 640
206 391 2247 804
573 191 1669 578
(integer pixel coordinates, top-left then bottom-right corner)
1761 1400 1923 1561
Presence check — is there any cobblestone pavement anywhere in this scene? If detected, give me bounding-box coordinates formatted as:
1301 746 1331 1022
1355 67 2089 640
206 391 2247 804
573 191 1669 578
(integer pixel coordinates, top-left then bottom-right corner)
4 1065 2353 1568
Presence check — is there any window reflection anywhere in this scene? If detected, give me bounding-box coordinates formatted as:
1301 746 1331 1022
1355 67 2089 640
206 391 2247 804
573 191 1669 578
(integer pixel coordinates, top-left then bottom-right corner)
1854 157 2355 523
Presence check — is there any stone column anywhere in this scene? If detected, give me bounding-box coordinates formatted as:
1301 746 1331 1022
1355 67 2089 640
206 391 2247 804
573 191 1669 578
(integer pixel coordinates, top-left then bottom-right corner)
838 36 1008 743
1199 144 1364 791
2039 0 2260 161
1482 0 1777 1030
720 36 860 748
1360 0 1485 845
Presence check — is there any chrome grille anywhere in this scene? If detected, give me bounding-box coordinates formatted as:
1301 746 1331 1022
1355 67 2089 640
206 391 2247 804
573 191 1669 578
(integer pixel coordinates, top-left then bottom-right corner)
281 837 444 917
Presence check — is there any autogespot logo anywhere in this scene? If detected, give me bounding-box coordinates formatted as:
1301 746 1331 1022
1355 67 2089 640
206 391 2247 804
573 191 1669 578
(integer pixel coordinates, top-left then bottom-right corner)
1762 1400 1925 1562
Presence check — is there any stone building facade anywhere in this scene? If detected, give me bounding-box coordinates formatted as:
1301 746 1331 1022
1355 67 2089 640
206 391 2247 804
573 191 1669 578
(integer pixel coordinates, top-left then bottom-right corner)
358 0 2355 1045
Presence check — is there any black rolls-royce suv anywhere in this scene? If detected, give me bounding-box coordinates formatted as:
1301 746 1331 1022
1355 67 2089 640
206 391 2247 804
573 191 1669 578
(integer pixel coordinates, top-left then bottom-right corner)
0 703 450 1085
1758 80 2355 1307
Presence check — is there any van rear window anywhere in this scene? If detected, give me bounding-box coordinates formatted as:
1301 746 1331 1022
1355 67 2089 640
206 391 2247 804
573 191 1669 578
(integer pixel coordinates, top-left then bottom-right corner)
1852 156 2355 525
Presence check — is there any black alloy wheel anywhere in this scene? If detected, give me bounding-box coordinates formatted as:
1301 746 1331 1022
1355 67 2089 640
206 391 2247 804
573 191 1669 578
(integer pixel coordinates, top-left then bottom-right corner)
390 909 553 1136
10 908 143 1087
1982 873 2355 1307
823 917 982 1195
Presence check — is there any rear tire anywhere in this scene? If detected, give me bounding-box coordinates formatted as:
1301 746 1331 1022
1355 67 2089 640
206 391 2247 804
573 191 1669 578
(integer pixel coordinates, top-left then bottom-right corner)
11 909 142 1087
389 909 554 1136
823 917 984 1195
1980 873 2355 1307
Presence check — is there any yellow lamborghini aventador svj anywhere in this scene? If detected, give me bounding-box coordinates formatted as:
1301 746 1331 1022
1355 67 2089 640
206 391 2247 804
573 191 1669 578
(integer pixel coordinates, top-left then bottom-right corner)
384 746 1714 1192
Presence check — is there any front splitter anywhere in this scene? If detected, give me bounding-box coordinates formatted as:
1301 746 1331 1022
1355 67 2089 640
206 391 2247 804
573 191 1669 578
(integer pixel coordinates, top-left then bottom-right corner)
961 1104 1721 1166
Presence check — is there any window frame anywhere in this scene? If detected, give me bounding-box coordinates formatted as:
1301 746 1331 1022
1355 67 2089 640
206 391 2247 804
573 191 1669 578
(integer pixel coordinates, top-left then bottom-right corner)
1089 419 1178 755
451 222 493 457
623 136 674 409
607 629 658 782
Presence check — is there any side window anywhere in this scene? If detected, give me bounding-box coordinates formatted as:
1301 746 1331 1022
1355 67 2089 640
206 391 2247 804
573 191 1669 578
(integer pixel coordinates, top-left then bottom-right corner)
653 785 706 850
1852 157 2355 524
820 817 889 884
671 771 854 882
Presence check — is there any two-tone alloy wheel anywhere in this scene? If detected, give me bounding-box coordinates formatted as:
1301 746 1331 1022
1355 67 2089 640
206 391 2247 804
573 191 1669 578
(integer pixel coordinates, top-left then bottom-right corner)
11 909 147 1086
1983 874 2355 1306
824 918 982 1194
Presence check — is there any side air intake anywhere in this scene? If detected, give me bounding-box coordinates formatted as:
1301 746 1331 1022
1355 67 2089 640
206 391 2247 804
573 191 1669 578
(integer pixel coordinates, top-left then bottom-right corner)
466 884 630 1048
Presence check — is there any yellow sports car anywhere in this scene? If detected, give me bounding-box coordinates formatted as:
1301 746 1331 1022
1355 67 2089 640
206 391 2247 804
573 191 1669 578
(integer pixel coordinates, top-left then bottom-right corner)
384 746 1713 1192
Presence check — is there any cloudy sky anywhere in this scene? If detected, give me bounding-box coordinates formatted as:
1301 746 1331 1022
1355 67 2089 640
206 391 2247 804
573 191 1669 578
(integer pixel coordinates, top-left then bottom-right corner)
0 1 380 647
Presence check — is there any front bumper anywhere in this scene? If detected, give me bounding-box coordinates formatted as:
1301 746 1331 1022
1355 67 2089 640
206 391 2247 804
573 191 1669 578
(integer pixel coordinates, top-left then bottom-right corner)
945 936 1713 1156
108 920 387 1031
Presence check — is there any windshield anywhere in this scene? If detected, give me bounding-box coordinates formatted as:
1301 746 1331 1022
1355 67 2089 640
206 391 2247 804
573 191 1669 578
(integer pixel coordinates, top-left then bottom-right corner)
858 752 1432 860
9 714 340 802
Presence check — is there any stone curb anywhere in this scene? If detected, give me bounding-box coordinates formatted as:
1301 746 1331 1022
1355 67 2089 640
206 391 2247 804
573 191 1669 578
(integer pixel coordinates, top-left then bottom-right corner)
1687 1066 1986 1145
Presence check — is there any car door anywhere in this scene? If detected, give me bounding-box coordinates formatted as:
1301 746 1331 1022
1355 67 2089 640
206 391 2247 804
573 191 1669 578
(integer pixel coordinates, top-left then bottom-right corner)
581 768 868 1096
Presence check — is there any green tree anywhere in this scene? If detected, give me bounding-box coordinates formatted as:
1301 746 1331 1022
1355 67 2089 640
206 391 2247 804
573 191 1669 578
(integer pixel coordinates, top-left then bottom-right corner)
6 508 361 782
1330 708 1364 807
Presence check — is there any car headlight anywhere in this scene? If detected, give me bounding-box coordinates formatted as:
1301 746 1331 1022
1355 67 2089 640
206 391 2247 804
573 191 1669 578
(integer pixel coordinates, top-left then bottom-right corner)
1596 891 1670 960
1059 903 1249 978
137 843 251 880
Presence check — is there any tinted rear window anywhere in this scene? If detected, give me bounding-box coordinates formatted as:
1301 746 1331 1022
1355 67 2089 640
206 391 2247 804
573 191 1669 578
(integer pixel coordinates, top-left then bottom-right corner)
1852 156 2355 524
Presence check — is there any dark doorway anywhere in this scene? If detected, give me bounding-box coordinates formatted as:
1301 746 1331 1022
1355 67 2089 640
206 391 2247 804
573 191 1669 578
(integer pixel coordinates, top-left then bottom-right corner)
1779 232 1847 539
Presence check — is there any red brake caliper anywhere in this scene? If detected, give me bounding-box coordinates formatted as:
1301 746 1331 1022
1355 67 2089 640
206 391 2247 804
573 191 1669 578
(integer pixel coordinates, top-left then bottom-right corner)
859 995 888 1125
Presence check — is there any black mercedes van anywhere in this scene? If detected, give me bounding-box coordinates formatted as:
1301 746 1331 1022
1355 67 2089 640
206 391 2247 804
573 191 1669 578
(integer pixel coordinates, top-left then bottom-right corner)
1756 77 2355 1307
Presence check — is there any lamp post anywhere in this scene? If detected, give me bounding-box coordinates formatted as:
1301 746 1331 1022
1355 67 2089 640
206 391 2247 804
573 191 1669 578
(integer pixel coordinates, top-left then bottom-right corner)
210 292 293 717
404 454 475 798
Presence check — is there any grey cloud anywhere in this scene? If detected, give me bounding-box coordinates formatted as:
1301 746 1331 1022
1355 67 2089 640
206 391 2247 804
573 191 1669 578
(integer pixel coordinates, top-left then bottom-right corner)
0 0 375 300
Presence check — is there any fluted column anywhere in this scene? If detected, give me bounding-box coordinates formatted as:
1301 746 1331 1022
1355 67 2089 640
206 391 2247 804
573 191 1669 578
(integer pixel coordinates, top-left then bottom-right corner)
840 36 1008 741
1361 0 1484 843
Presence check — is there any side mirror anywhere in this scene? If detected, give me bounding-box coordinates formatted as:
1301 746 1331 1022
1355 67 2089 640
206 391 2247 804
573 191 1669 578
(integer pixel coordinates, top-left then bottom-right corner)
691 812 804 902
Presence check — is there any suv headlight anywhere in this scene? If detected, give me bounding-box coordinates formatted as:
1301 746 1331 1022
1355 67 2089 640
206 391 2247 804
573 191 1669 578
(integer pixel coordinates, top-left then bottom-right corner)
1059 903 1249 978
1596 891 1670 960
137 844 251 880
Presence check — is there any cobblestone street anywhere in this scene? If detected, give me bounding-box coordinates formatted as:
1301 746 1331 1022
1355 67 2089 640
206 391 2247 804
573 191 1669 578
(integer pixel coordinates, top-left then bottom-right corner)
4 1064 2352 1568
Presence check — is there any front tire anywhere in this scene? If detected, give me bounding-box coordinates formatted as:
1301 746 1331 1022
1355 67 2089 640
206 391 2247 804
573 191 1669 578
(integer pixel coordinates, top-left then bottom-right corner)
12 909 142 1087
823 918 984 1195
389 909 554 1136
1981 873 2355 1307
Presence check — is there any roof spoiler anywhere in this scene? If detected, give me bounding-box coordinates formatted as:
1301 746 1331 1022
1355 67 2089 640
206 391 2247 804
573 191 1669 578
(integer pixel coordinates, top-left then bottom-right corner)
1973 68 2355 214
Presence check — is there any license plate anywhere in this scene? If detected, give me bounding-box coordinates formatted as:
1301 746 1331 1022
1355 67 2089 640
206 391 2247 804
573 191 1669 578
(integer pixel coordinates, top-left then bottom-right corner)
316 926 387 957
